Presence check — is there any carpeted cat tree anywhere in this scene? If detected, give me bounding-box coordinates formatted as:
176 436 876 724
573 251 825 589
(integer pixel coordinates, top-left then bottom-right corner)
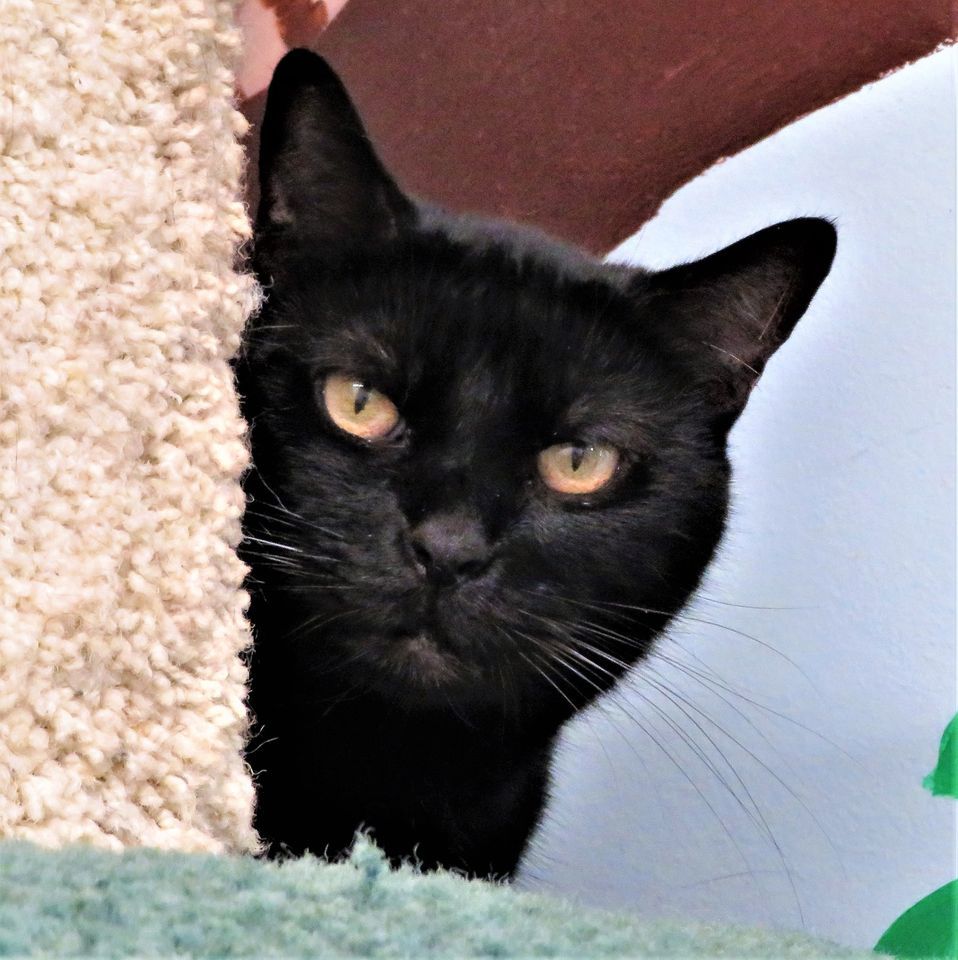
0 0 257 855
0 2 884 955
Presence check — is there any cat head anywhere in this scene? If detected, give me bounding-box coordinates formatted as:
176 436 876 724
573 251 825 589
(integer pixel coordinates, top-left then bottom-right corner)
237 50 836 728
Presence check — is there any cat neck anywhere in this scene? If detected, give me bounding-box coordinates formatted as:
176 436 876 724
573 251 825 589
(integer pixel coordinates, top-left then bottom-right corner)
249 655 561 764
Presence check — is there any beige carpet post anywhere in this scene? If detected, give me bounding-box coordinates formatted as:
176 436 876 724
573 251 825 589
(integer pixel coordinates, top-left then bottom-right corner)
0 0 259 852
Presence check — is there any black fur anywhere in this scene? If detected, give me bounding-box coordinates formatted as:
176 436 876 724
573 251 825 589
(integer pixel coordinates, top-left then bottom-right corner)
234 49 836 879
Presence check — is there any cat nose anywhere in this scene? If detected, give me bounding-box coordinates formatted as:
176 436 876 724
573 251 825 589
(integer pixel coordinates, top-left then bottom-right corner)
409 511 492 585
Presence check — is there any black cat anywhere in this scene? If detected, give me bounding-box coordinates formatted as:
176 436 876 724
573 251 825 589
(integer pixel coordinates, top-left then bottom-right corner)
234 49 836 880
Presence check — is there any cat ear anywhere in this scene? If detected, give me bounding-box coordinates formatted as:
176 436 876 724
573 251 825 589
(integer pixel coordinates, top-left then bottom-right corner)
641 218 837 430
254 49 413 264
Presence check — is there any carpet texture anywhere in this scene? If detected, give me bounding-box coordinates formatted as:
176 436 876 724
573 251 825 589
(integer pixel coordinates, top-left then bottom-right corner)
0 839 881 958
0 0 258 852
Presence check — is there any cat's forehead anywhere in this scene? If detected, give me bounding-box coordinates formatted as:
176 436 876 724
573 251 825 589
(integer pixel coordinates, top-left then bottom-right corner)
299 242 651 380
280 245 678 445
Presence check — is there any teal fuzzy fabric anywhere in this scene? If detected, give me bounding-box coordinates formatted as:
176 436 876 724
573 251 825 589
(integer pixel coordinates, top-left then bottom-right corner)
0 839 876 958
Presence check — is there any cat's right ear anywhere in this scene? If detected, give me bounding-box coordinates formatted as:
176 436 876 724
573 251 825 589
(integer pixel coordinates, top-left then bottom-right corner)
254 49 413 266
635 218 836 432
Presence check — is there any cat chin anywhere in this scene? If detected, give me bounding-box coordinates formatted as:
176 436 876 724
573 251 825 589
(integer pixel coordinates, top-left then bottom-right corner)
343 626 485 704
388 630 460 681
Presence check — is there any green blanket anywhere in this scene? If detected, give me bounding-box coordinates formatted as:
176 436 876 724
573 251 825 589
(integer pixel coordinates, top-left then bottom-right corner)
0 839 877 958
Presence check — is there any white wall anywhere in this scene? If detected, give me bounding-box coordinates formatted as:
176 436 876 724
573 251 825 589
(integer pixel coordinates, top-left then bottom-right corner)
519 48 956 950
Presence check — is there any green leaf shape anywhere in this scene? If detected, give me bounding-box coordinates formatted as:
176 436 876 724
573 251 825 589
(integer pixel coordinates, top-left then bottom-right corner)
923 713 958 798
875 879 957 958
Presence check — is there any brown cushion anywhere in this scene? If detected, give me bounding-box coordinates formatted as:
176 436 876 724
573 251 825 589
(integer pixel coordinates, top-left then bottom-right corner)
242 0 954 252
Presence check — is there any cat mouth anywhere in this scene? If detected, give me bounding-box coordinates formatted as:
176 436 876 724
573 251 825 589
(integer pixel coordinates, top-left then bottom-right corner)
386 628 470 687
395 629 440 657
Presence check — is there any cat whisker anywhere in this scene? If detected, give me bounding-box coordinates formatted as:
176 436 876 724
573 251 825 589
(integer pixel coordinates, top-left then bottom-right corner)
507 620 613 702
237 548 314 574
643 672 807 926
507 642 579 714
703 342 760 376
561 633 634 675
244 501 346 542
513 597 817 922
516 599 841 776
584 612 821 726
241 538 345 567
602 684 771 907
584 686 745 875
642 663 847 877
514 607 630 685
651 653 805 766
238 549 306 571
294 647 373 692
651 650 856 764
640 672 783 830
516 605 849 877
669 682 839 864
630 679 763 834
315 672 373 713
244 465 346 541
243 534 304 554
543 645 609 697
242 507 304 533
274 582 363 594
697 594 808 612
523 588 815 688
566 616 843 875
283 607 358 643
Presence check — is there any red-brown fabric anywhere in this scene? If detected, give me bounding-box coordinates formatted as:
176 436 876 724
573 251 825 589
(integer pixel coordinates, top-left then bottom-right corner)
262 0 328 48
242 1 955 253
237 0 350 102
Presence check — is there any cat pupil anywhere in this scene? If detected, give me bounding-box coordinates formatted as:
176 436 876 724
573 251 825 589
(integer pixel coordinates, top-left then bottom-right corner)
353 382 370 415
570 445 585 471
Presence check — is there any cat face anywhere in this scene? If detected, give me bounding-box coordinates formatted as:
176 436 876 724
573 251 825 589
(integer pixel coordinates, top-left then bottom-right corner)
236 51 835 726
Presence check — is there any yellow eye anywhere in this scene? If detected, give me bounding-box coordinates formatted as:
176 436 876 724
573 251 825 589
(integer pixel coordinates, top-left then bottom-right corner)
323 372 401 441
538 442 620 495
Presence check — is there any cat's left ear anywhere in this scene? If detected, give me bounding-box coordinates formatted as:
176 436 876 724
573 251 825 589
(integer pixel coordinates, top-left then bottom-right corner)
254 49 414 266
639 218 837 430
